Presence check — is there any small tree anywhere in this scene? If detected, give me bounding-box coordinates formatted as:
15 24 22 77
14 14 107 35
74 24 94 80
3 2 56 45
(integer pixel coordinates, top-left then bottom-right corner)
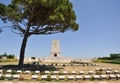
7 54 14 59
31 57 36 59
110 54 120 59
0 0 79 66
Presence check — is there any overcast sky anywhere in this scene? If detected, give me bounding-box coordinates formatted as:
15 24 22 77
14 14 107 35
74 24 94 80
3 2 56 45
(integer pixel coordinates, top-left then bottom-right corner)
0 0 120 59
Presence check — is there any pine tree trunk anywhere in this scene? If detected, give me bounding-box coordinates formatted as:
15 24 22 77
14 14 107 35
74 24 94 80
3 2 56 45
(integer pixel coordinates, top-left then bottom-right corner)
18 34 29 66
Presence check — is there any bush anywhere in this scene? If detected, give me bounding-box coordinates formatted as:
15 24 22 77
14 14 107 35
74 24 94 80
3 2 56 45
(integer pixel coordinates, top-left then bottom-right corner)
40 71 45 75
11 70 17 74
46 75 51 81
59 71 63 75
2 70 6 74
90 77 94 81
96 71 102 75
0 76 5 80
111 58 120 64
8 76 14 80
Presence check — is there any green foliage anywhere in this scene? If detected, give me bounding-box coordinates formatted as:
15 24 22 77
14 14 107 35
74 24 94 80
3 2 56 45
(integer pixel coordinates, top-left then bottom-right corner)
8 76 14 80
110 58 120 64
90 77 94 81
0 76 5 80
59 71 63 75
0 0 79 66
31 57 35 59
96 71 102 75
46 75 51 81
0 53 15 59
110 54 120 59
97 53 120 64
7 54 14 59
98 53 120 60
11 70 17 74
0 0 79 35
40 71 45 75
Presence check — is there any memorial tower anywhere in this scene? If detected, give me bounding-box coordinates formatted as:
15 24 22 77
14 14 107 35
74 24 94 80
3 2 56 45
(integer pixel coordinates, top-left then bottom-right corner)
50 40 61 58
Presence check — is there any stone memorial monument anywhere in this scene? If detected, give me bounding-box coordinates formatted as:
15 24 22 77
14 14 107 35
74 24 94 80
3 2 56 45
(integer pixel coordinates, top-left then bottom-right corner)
43 40 72 62
50 40 61 58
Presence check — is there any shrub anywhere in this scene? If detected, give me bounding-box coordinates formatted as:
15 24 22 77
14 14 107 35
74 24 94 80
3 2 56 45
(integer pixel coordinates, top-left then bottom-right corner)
8 76 14 80
0 76 5 80
59 71 63 75
96 71 102 75
46 75 51 81
11 70 17 74
2 70 6 74
90 77 94 81
40 71 45 75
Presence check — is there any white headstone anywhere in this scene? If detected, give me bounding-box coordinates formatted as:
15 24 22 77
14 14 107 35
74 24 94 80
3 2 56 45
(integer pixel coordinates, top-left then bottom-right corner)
59 75 65 80
13 74 20 79
68 75 74 80
17 70 22 74
76 75 82 80
51 75 56 80
41 75 47 80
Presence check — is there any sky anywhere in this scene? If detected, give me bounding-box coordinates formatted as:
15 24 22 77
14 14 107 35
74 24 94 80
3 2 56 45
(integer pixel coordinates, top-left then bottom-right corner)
0 0 120 59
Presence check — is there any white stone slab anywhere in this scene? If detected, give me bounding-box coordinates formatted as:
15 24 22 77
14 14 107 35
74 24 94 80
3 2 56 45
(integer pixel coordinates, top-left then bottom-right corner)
85 82 94 83
99 82 108 83
65 64 68 66
13 74 20 79
35 71 40 74
7 70 12 73
45 71 50 74
53 71 59 74
114 70 119 74
51 75 56 79
24 70 30 74
61 64 63 66
18 82 27 83
79 71 85 74
94 75 100 79
88 71 94 74
71 71 77 74
0 74 3 77
59 75 65 80
116 74 120 78
95 68 100 71
41 75 47 79
52 64 55 66
84 75 91 79
4 82 13 83
5 74 12 78
106 70 112 74
68 75 74 80
32 75 38 79
76 75 82 79
102 68 106 71
109 74 116 78
57 64 60 66
101 75 107 79
0 70 3 73
108 68 112 70
17 70 22 74
63 71 68 74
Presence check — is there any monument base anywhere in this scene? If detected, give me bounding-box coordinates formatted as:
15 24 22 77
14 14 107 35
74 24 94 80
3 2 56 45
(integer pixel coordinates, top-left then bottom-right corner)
42 57 72 62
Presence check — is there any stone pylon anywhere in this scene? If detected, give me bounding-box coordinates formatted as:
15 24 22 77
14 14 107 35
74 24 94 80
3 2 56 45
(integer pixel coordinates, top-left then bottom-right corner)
50 40 61 58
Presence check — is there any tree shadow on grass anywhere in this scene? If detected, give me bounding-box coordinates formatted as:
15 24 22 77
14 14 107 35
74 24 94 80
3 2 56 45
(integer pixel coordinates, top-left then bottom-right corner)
1 64 63 72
